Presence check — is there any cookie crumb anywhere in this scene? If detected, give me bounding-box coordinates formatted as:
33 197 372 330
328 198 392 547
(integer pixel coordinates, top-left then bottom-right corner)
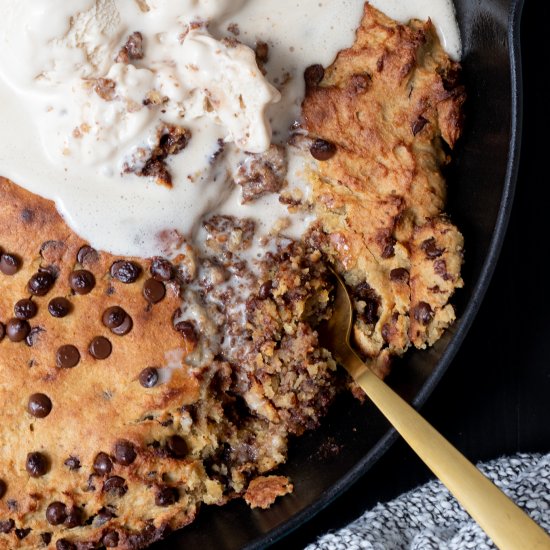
244 475 293 509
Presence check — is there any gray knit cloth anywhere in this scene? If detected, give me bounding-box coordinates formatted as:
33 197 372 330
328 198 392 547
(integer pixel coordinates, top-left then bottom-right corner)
306 453 550 549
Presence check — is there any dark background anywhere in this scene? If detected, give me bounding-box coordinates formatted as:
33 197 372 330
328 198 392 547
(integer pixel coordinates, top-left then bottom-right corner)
273 2 550 547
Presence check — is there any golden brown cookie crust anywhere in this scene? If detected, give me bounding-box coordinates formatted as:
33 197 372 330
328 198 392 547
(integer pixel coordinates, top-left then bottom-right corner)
0 178 336 549
0 178 207 549
303 3 465 375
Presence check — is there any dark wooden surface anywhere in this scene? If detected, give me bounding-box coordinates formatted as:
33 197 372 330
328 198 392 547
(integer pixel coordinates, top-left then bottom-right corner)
273 2 550 548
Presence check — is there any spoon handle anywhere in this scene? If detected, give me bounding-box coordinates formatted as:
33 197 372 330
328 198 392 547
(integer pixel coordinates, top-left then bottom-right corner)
342 348 550 550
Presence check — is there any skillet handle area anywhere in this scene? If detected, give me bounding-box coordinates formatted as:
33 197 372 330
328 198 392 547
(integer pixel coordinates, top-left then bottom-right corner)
341 347 550 550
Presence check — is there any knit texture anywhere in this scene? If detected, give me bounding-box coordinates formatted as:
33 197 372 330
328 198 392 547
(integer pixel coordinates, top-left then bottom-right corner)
306 453 550 549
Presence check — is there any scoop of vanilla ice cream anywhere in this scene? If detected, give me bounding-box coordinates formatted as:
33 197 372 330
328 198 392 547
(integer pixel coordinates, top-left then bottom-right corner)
0 0 279 175
46 0 123 81
143 0 246 20
180 31 280 153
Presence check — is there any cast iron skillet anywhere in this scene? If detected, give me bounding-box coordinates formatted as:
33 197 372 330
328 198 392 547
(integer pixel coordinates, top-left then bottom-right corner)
154 0 524 547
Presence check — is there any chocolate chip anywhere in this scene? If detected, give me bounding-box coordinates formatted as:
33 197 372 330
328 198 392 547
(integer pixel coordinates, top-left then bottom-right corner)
100 307 132 336
94 508 116 526
0 479 6 499
46 502 67 525
6 499 17 511
102 306 126 329
77 245 99 265
304 64 325 87
114 440 137 466
414 301 433 325
56 345 81 369
27 271 55 296
26 326 45 347
103 476 127 497
110 260 141 284
434 259 452 280
69 270 96 295
89 336 112 360
0 519 14 533
15 527 31 540
0 253 20 275
6 318 31 342
13 298 38 320
174 320 198 345
111 313 133 336
412 115 429 136
48 297 72 318
41 533 52 545
56 539 76 550
143 278 165 304
150 257 174 281
64 456 81 470
309 138 337 161
26 452 49 477
353 282 380 325
258 280 273 299
64 506 82 528
167 435 188 458
139 367 159 388
0 322 4 342
103 531 120 547
155 486 179 507
390 268 410 283
421 237 444 259
93 453 113 476
381 236 396 259
27 393 52 418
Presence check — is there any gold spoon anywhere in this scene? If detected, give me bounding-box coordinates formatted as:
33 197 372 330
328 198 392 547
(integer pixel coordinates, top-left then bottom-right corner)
318 268 550 550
